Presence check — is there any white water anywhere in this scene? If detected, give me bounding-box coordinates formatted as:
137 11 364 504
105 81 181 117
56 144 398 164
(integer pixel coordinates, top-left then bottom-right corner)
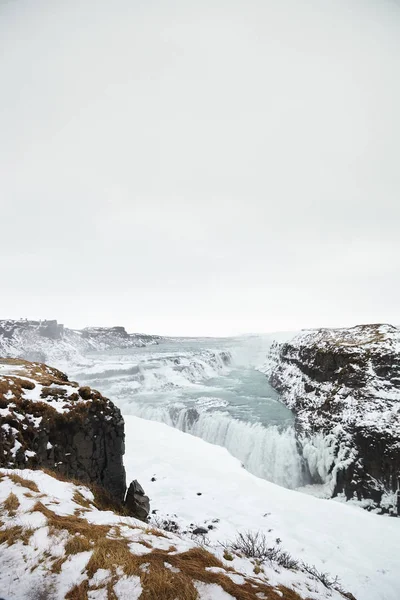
69 334 305 489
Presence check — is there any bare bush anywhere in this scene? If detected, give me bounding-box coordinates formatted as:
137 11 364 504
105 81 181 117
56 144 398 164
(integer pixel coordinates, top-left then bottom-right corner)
301 563 345 593
150 515 181 534
225 530 270 560
221 530 347 595
221 530 299 569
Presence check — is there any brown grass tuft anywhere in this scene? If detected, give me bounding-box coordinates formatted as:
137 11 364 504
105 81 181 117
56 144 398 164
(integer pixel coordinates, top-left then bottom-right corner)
86 536 141 578
41 468 129 517
50 556 66 574
0 525 34 546
144 527 167 538
35 501 110 537
3 492 20 515
73 491 93 509
65 535 93 555
140 566 198 600
8 473 40 493
65 580 89 600
137 539 152 549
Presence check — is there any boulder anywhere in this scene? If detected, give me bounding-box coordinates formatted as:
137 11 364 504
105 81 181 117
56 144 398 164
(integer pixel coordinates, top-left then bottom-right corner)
125 479 150 521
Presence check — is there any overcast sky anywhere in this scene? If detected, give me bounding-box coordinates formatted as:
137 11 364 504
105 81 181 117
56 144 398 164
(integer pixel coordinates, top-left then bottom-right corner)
1 0 399 336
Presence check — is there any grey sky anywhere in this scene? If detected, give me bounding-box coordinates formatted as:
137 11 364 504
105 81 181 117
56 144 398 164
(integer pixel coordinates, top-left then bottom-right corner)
1 0 400 336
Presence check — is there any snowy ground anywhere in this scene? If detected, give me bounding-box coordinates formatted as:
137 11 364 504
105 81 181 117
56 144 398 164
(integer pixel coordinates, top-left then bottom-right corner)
0 469 346 600
124 415 400 600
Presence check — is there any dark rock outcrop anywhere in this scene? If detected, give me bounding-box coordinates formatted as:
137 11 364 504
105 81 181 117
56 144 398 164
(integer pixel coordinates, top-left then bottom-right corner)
265 324 400 515
125 479 150 521
0 358 126 503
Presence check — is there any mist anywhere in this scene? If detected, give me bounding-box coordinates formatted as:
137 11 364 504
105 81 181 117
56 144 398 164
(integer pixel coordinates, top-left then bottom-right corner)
1 0 399 335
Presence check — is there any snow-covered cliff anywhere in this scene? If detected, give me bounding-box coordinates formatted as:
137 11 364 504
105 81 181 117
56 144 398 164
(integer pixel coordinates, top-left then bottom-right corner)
264 324 400 514
0 319 161 365
0 357 127 502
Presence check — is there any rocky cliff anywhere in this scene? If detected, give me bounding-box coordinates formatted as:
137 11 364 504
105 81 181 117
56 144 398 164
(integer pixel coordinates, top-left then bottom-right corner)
0 357 127 503
265 324 400 514
0 358 151 520
0 319 161 365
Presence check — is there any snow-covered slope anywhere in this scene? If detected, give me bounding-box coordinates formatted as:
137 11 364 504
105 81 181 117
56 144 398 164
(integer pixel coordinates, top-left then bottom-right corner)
263 324 400 514
123 416 400 600
0 319 161 366
0 468 349 600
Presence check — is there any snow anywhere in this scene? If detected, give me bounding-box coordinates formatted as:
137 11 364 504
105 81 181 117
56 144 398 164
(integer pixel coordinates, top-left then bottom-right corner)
0 467 345 600
0 361 86 414
113 576 143 599
195 582 236 599
124 415 400 600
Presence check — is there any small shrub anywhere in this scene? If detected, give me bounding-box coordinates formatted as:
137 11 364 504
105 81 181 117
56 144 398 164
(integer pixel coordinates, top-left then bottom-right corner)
222 531 299 570
224 531 271 560
151 515 180 534
301 563 345 592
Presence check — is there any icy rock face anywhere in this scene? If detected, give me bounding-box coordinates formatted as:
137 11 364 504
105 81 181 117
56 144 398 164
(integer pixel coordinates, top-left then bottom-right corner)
0 358 127 503
265 324 400 514
0 319 161 365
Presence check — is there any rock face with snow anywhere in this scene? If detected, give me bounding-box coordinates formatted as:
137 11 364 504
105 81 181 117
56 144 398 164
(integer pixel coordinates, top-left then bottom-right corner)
0 357 127 503
265 324 400 514
0 319 161 365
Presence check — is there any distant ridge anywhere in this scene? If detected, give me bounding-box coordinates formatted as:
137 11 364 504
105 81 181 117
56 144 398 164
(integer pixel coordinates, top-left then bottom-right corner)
0 318 162 365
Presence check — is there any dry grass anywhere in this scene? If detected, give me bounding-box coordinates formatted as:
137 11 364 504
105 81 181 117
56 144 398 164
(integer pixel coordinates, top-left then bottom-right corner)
3 492 20 515
51 556 67 574
137 539 152 549
0 358 71 387
65 535 93 555
144 527 167 538
73 491 93 509
33 501 111 541
86 536 142 578
8 472 40 492
0 524 34 546
42 468 129 517
140 566 198 600
29 499 314 600
65 580 89 600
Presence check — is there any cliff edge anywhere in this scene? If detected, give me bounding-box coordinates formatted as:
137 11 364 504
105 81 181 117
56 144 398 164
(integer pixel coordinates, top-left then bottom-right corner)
265 324 400 514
